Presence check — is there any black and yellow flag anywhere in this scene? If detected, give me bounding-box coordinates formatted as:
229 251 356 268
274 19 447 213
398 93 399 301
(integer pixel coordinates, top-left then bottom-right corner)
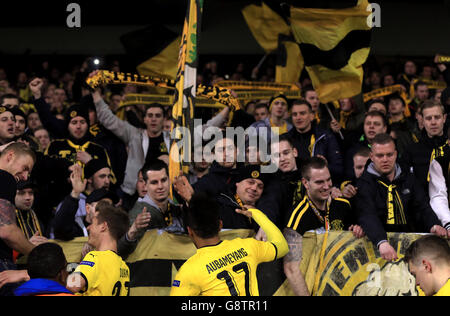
242 2 303 84
120 25 180 79
169 0 203 184
289 0 372 103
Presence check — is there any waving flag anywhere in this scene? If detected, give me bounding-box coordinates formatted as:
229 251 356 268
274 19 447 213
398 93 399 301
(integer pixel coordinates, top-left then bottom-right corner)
289 0 372 103
169 0 204 184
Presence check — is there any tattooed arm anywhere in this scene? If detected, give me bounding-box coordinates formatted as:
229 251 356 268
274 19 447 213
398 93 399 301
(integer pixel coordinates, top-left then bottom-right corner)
0 199 35 256
283 228 310 296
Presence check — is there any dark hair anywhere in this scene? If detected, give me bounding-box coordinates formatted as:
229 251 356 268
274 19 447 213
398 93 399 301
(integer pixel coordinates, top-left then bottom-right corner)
404 235 450 266
141 160 169 182
291 99 313 113
185 192 221 239
254 103 269 112
364 110 388 127
371 133 395 148
0 94 20 106
95 203 129 241
301 85 315 98
277 133 295 149
414 80 428 91
366 99 387 112
388 93 406 107
301 157 328 181
27 243 67 279
145 103 166 116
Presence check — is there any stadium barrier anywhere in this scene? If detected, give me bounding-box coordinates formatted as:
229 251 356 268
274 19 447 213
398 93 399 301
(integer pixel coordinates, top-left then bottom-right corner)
52 230 433 296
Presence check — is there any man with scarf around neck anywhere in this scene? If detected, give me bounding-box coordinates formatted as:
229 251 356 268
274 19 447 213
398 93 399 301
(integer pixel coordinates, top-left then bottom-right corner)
287 99 344 184
29 78 115 207
283 157 364 296
401 100 447 194
354 133 448 262
261 134 305 229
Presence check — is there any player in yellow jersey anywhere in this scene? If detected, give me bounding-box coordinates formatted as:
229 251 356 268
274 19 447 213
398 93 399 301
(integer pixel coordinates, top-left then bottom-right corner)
67 202 130 296
170 192 288 296
404 235 450 296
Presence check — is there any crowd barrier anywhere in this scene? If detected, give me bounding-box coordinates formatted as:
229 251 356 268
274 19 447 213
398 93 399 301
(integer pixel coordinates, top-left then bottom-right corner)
52 230 435 296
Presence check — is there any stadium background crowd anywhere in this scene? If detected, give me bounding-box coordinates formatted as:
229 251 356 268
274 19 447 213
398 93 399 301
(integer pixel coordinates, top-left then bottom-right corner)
0 0 450 297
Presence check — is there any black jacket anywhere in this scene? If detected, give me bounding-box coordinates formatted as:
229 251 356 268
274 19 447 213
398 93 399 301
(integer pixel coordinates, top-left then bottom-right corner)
216 192 258 231
287 122 344 183
354 162 440 246
400 131 447 194
192 162 242 197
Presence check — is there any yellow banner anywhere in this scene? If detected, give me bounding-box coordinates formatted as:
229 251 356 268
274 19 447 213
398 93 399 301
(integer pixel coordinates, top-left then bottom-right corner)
51 230 447 296
214 80 300 91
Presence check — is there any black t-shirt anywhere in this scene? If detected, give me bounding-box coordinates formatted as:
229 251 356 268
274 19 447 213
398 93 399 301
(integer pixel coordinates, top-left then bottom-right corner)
145 134 168 164
285 196 354 236
0 170 17 261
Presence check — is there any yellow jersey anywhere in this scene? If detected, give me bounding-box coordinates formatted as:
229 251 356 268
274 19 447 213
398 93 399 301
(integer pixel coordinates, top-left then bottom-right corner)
75 250 130 296
435 279 450 296
170 237 277 296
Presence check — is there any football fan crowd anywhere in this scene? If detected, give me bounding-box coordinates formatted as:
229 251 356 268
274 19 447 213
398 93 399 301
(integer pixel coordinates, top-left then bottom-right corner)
0 55 449 296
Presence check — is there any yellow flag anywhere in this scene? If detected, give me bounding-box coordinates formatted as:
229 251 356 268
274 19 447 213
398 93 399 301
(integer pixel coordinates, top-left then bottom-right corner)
289 0 372 103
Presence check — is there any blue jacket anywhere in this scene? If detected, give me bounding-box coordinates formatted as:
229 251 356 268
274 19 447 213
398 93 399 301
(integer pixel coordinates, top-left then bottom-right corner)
14 279 73 296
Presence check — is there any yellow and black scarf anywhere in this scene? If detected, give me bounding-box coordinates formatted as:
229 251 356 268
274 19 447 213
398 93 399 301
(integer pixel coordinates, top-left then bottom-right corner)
377 180 407 225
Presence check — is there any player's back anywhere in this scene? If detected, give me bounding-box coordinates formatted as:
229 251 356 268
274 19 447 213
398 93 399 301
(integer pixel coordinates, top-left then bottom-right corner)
75 250 130 296
171 238 277 296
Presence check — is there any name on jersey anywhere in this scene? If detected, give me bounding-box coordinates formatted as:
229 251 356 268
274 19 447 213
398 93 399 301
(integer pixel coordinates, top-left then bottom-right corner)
206 248 248 274
120 268 129 278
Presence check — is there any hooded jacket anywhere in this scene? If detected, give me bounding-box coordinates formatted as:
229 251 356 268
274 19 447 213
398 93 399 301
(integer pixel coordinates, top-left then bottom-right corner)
355 162 440 247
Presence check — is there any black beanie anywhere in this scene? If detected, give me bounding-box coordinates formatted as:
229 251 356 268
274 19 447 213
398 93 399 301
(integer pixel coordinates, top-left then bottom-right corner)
65 104 90 126
83 159 109 179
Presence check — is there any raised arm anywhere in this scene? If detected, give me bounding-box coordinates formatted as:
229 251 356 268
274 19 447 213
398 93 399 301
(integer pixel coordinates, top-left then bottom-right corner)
89 72 138 144
236 208 288 259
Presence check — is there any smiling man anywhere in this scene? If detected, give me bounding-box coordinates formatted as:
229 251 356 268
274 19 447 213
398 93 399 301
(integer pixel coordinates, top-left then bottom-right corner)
127 160 184 239
283 157 363 296
0 142 36 296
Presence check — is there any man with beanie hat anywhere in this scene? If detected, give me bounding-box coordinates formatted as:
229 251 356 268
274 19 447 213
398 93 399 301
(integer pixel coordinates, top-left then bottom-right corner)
176 164 270 231
10 107 26 138
51 161 114 241
29 78 116 208
249 93 293 144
